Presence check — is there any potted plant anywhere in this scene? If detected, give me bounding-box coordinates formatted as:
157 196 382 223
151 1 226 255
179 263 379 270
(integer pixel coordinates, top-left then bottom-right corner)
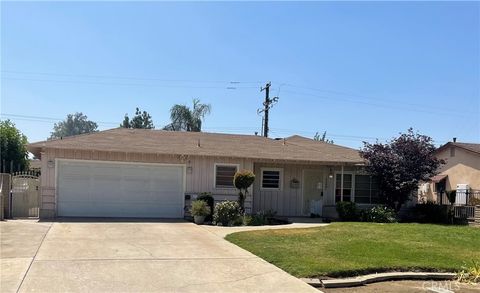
290 178 300 189
191 200 210 224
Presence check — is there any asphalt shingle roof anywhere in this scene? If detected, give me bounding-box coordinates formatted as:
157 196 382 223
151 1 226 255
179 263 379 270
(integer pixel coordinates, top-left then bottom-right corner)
29 128 363 164
453 142 480 154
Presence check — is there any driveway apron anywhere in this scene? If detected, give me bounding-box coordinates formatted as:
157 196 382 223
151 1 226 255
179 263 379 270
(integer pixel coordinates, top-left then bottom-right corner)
1 220 317 293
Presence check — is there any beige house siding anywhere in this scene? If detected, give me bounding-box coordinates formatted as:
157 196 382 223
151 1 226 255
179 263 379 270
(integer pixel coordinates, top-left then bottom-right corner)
437 147 480 190
253 163 357 217
420 147 480 202
39 148 254 218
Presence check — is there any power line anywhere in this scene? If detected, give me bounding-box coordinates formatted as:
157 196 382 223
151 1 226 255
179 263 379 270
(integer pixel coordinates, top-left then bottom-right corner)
1 113 119 126
1 70 264 85
4 70 474 116
2 113 451 145
281 89 473 117
4 70 476 115
1 77 260 90
281 83 477 115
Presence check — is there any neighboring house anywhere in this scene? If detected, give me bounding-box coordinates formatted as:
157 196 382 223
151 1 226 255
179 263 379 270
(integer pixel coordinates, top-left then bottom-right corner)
28 160 42 173
28 128 379 219
418 140 480 204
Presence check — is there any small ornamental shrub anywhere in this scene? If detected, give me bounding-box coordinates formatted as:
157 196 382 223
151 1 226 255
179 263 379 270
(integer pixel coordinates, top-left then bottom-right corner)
242 215 253 226
197 192 214 221
190 200 210 217
233 170 255 213
360 205 397 223
336 201 359 221
213 201 241 226
248 210 278 226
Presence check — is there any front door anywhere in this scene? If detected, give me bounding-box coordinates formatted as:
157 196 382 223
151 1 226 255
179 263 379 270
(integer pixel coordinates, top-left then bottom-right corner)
303 170 324 216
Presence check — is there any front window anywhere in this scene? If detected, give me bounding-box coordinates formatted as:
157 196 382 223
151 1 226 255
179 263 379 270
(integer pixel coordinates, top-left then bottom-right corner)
354 175 380 204
335 173 380 203
215 164 238 188
335 173 352 202
261 168 282 190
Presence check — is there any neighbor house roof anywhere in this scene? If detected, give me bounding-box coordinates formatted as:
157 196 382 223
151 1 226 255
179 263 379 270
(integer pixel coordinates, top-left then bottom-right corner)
28 128 363 164
436 142 480 156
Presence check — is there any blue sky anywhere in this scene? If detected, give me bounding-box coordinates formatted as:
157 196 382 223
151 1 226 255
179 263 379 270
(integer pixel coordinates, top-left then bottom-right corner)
1 1 479 148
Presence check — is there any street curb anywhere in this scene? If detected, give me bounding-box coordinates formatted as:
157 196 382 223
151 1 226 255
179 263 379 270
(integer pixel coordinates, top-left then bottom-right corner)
301 272 456 288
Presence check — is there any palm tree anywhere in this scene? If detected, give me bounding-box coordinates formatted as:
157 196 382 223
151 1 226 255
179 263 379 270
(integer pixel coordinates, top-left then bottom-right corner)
164 99 211 132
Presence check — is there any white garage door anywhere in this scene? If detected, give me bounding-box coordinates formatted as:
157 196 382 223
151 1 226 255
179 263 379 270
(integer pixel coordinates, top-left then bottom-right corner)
57 160 185 218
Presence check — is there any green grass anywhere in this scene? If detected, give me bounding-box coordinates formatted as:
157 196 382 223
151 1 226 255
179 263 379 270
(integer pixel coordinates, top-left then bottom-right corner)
226 223 480 278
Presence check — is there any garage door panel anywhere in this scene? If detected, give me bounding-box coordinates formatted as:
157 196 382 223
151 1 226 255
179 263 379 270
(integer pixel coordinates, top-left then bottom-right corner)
57 160 184 218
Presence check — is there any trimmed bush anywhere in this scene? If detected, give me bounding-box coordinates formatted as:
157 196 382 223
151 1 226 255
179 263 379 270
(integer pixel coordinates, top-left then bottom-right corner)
336 201 359 221
233 170 255 213
360 205 397 223
197 192 214 221
213 201 241 226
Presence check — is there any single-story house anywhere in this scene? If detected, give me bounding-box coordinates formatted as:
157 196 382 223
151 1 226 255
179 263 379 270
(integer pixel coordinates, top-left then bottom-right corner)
418 139 480 204
28 128 381 219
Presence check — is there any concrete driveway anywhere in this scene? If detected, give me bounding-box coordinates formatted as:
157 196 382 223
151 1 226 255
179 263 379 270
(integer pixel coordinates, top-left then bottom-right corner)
1 219 318 293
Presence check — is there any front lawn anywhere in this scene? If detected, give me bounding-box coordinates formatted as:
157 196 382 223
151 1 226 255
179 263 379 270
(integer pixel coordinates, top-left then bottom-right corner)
226 223 480 278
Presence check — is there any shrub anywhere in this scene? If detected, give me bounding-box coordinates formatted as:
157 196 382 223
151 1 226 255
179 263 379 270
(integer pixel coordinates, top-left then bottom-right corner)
246 210 278 226
197 192 214 221
249 214 266 226
360 205 397 223
242 215 253 226
469 197 480 206
213 201 241 226
233 170 255 213
336 201 358 221
412 202 449 224
190 200 210 217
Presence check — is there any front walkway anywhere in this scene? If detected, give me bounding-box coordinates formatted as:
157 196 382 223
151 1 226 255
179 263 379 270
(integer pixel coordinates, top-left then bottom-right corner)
0 219 319 293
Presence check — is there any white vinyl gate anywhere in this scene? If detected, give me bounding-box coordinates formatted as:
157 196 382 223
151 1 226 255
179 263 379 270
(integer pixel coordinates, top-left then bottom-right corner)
57 160 185 218
11 173 40 218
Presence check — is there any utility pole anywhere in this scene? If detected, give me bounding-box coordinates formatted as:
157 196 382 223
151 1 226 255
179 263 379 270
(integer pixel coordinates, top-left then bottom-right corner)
258 82 279 138
261 82 271 137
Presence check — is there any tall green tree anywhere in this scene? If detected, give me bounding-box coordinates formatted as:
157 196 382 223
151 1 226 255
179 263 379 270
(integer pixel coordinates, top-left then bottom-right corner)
50 112 98 139
121 107 154 129
163 99 211 132
0 120 29 172
313 131 334 144
360 128 444 211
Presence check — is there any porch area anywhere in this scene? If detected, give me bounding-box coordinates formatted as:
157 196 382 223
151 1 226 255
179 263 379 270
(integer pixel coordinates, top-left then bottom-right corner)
252 163 379 219
436 190 480 226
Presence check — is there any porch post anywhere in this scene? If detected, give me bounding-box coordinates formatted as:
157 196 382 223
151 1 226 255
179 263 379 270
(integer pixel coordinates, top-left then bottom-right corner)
341 165 344 201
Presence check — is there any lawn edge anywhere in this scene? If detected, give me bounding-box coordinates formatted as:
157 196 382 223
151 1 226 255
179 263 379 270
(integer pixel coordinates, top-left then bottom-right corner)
301 272 457 288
